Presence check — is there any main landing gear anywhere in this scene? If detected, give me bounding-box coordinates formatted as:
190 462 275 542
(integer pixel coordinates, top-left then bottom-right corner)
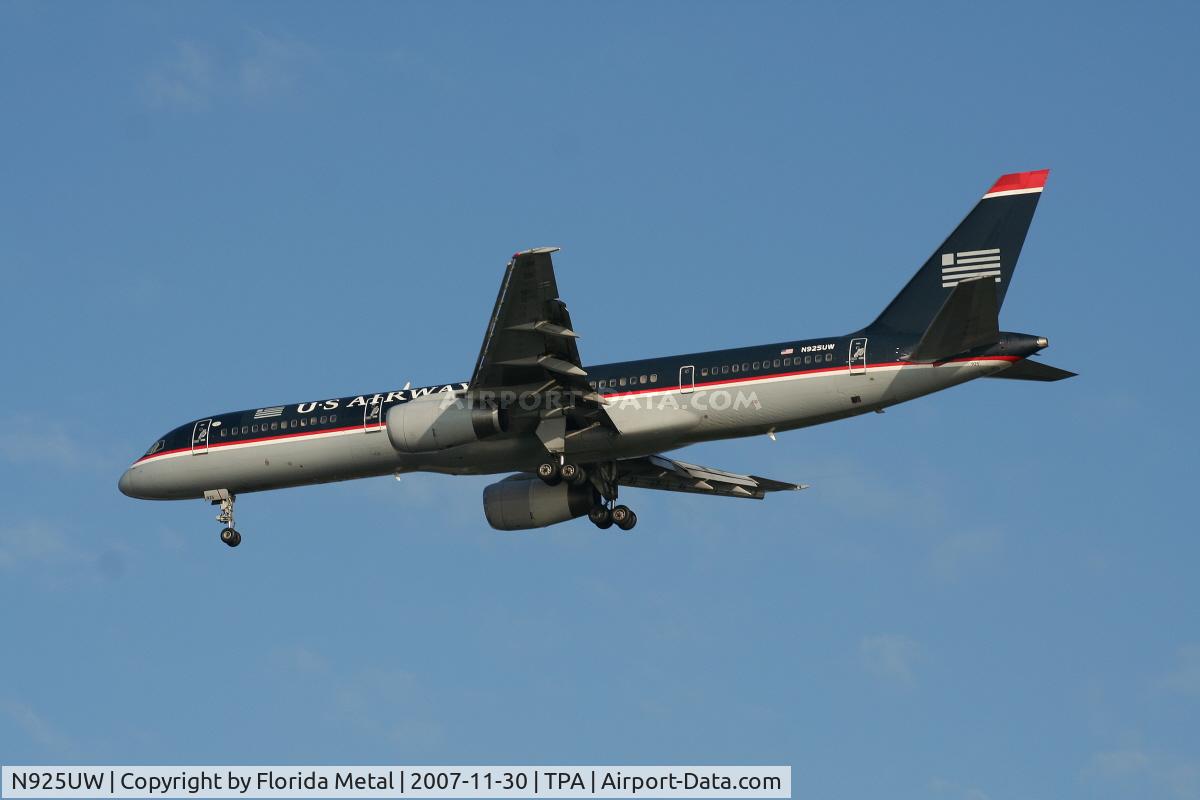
538 459 639 532
587 503 637 531
536 460 589 487
206 489 242 548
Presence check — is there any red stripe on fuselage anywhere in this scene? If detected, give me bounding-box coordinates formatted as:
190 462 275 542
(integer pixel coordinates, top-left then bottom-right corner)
604 354 1019 398
135 423 371 464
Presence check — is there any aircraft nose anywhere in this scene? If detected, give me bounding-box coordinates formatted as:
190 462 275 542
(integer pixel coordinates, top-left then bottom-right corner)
118 468 139 498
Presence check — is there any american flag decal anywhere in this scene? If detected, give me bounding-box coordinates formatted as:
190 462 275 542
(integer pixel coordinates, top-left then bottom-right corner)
941 248 1001 288
253 406 285 419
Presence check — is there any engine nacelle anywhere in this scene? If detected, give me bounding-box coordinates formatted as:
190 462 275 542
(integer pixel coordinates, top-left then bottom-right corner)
483 476 595 531
386 395 506 453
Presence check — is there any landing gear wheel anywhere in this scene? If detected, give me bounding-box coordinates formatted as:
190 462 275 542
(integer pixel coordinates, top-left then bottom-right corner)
560 463 586 485
588 505 613 529
220 528 242 547
537 462 561 486
611 505 636 531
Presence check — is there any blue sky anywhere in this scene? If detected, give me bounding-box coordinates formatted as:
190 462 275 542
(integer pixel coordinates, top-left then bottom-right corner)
1 2 1198 798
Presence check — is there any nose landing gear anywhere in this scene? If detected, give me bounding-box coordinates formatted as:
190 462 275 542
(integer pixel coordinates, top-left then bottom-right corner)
205 489 242 548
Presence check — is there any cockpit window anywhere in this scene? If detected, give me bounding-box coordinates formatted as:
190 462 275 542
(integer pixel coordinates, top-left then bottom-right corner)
144 439 166 456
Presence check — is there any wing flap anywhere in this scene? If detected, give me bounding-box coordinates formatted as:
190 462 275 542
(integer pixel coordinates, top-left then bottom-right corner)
619 455 806 500
469 248 617 445
471 248 581 389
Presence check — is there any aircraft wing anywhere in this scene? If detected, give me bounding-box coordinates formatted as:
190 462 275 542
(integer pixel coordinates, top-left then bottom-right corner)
469 248 612 449
470 248 588 390
616 454 806 499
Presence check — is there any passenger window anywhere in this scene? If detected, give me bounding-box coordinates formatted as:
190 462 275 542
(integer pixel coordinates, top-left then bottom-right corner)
241 426 248 435
784 358 791 366
619 377 627 386
741 362 749 371
731 364 739 373
721 365 729 374
330 415 337 423
650 374 657 382
310 417 318 426
219 429 226 438
753 361 760 370
700 368 708 377
640 375 647 384
805 355 812 364
320 415 327 424
291 420 299 429
826 353 833 362
774 359 781 368
300 418 307 427
269 421 277 431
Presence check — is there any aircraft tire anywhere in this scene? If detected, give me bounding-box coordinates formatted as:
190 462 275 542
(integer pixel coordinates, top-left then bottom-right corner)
537 462 561 486
612 505 635 530
588 506 613 529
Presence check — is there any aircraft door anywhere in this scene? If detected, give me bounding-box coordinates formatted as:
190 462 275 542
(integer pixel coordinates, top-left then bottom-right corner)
679 365 695 394
363 396 383 432
191 419 212 455
849 338 868 375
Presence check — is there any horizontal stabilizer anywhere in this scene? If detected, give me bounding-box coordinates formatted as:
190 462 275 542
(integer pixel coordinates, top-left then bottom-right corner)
987 359 1077 382
909 276 1000 362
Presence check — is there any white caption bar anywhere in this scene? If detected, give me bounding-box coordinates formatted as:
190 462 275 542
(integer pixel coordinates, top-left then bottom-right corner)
2 767 791 799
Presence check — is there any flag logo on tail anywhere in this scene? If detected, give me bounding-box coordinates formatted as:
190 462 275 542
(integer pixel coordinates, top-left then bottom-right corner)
941 249 1001 288
253 406 284 419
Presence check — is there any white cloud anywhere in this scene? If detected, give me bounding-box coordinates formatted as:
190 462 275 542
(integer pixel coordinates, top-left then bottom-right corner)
0 521 86 570
238 31 317 99
928 777 991 800
1084 749 1200 799
144 42 214 111
0 418 101 470
860 633 921 685
1157 644 1200 698
927 527 1003 581
270 645 446 751
0 698 69 752
144 33 316 111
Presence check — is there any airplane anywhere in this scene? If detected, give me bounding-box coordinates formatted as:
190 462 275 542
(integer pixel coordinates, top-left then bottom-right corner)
119 169 1073 547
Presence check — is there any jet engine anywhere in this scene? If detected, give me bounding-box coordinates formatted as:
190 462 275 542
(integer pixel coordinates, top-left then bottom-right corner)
386 395 507 453
483 475 595 531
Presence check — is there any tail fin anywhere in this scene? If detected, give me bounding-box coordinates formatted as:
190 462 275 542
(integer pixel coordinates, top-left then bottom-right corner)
867 169 1049 336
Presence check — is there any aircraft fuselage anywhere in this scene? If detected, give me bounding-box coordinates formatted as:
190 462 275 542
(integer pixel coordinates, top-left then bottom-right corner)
119 330 1046 501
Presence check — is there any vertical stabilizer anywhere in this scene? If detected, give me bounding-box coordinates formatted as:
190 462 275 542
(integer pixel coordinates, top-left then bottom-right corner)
868 170 1049 336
